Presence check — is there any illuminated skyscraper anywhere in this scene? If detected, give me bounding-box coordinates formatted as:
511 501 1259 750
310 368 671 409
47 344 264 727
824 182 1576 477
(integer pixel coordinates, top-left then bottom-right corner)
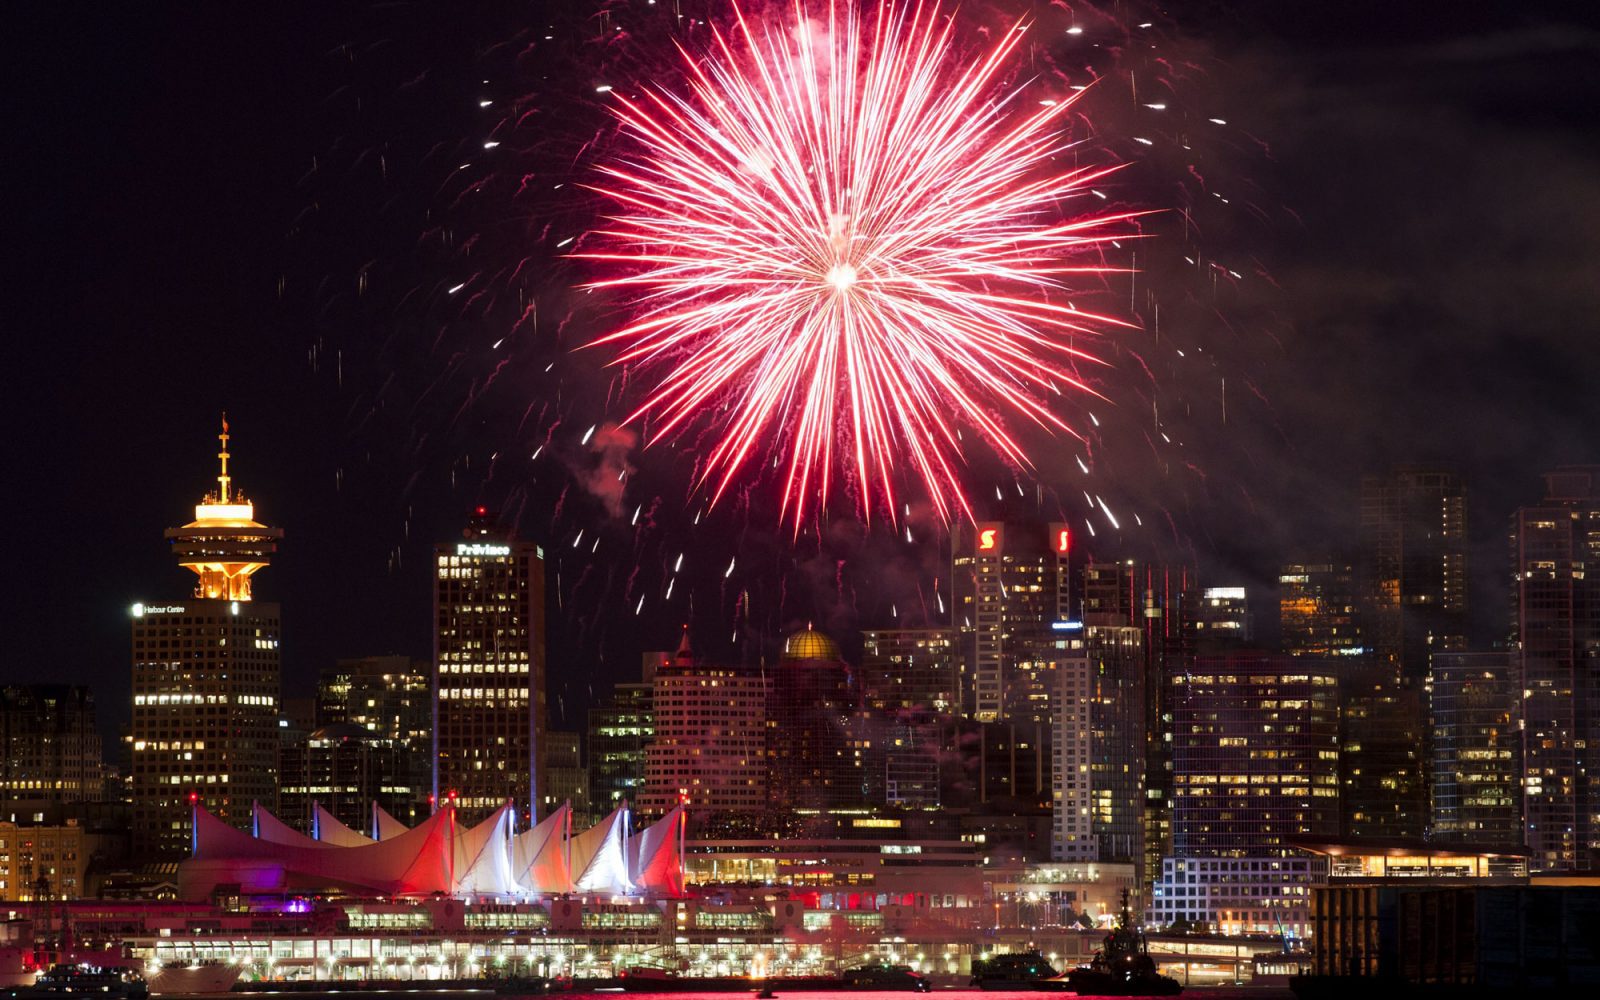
587 680 653 818
277 723 413 836
1512 467 1600 871
953 521 1072 722
860 628 957 716
1048 622 1145 865
1151 652 1339 938
859 628 954 808
130 417 282 858
1080 560 1197 895
1279 562 1364 658
1169 653 1341 854
1429 651 1521 848
306 656 431 829
432 508 547 825
640 634 768 816
1195 587 1252 646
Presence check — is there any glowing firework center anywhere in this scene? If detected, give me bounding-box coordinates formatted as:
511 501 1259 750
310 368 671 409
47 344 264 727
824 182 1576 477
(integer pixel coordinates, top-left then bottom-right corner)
583 0 1140 524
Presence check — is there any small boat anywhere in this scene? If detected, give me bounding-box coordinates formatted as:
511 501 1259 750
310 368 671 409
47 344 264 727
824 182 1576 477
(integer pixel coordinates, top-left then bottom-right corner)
968 953 1072 991
840 965 932 992
5 964 149 1000
754 989 776 1000
1065 890 1182 996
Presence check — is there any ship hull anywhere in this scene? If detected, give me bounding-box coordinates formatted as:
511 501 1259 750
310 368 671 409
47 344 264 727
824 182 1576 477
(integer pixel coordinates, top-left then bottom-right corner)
147 964 242 996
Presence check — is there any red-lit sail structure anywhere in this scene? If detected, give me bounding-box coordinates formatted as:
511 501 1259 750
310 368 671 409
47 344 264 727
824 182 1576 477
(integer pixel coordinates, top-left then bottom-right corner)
179 802 685 901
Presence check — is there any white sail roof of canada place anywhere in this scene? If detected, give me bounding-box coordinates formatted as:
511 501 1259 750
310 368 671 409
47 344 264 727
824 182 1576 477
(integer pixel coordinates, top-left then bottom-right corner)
313 803 373 847
177 799 670 903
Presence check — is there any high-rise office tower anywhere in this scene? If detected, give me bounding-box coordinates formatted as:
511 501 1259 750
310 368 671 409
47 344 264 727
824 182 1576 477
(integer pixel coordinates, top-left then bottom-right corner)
953 521 1072 722
1086 625 1145 864
131 418 283 858
1347 467 1466 841
639 633 768 816
1194 587 1253 647
298 656 432 830
0 686 105 815
318 657 431 746
277 723 414 835
1429 651 1522 848
1279 561 1364 658
1169 652 1341 854
1512 467 1600 871
859 628 954 809
859 628 957 716
1050 626 1094 861
1047 622 1144 865
542 730 588 819
587 681 653 818
1339 675 1427 840
433 508 547 825
1081 560 1197 894
1150 652 1339 938
1360 467 1469 683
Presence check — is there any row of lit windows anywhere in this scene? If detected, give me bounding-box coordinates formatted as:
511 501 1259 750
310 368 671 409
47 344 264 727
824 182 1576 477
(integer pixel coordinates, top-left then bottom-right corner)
133 693 276 707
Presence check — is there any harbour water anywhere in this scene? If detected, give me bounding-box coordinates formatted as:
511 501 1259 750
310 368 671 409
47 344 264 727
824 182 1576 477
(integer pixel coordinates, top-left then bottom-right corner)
230 991 1294 1000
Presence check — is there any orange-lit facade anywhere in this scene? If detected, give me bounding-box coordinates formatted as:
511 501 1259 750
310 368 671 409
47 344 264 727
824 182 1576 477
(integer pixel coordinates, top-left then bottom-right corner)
1278 561 1363 658
131 418 282 858
162 418 282 601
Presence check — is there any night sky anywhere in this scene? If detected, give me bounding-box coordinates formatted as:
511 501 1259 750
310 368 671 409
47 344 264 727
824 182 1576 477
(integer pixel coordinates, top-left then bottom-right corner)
5 1 1599 742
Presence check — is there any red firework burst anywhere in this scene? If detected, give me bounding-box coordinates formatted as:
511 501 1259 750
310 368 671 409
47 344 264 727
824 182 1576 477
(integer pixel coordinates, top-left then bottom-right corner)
583 0 1145 527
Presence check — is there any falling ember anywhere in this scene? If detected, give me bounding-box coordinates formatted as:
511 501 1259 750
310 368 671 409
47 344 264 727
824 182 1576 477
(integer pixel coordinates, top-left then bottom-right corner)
582 0 1144 526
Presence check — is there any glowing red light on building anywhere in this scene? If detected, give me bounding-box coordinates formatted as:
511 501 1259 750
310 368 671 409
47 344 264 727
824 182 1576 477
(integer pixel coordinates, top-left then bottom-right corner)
979 528 999 551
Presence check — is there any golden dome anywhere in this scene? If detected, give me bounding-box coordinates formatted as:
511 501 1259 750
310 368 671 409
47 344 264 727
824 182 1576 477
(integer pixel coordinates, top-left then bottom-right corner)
782 627 842 662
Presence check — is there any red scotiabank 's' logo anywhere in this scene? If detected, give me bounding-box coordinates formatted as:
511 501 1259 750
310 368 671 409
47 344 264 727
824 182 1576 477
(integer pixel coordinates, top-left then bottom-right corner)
1056 528 1070 554
979 528 999 550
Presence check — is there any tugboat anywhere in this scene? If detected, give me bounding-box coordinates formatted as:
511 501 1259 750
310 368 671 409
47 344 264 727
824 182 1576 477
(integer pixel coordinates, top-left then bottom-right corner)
968 952 1072 991
5 964 149 1000
1065 891 1182 996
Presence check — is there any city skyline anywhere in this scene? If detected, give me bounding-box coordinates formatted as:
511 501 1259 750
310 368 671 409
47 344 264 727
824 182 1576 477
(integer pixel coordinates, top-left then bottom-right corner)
6 2 1600 740
4 3 1600 987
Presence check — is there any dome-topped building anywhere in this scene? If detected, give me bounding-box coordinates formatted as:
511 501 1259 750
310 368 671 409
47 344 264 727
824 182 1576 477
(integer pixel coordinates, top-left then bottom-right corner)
770 625 865 811
781 625 843 663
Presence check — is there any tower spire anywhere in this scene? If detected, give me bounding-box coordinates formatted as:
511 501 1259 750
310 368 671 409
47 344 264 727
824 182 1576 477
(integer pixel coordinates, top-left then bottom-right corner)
217 412 231 503
167 416 281 601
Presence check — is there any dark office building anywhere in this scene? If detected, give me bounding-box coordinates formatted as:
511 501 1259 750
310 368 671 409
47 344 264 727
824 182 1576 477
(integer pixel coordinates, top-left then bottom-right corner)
1512 467 1600 871
766 628 866 810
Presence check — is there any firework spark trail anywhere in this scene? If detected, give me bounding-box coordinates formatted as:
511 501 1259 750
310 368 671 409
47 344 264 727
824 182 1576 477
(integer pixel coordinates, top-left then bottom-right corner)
582 0 1147 527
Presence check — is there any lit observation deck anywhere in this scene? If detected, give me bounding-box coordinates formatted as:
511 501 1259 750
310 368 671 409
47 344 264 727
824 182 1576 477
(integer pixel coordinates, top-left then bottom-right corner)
164 415 283 601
